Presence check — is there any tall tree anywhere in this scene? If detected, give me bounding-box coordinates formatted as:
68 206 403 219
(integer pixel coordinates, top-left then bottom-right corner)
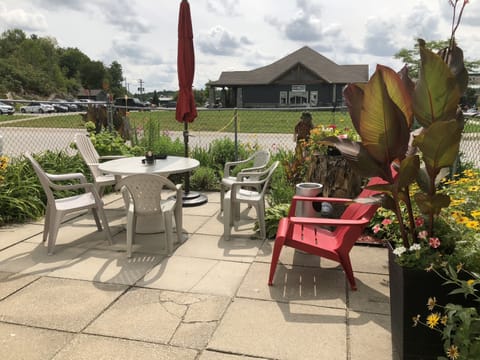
80 60 106 90
395 39 480 79
107 61 124 97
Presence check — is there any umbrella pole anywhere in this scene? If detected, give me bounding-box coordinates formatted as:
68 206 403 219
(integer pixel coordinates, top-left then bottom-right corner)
179 121 207 207
183 121 190 194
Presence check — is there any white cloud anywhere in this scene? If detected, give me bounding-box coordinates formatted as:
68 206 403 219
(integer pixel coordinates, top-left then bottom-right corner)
0 4 47 32
0 0 478 92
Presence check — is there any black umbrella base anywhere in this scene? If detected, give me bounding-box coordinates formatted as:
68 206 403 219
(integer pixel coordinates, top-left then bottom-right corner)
170 191 208 207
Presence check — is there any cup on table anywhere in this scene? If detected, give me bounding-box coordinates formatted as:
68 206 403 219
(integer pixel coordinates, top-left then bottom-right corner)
145 151 155 165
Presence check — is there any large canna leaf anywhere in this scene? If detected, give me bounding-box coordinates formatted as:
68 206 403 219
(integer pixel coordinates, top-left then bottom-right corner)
413 40 461 127
352 65 411 166
437 43 469 96
412 119 462 177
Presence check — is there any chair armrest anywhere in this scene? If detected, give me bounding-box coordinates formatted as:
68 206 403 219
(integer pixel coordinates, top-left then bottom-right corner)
47 172 88 184
287 195 354 217
223 154 255 177
239 164 267 173
231 180 263 192
289 216 370 227
99 155 127 161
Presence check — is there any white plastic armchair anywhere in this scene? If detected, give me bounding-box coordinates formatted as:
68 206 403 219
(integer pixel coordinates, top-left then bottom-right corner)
223 161 279 241
25 152 112 255
119 174 183 257
220 150 270 211
74 133 126 196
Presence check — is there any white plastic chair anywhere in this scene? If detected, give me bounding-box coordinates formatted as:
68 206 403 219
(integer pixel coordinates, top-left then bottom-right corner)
223 161 279 240
25 152 112 255
74 133 125 196
118 174 183 257
220 150 271 211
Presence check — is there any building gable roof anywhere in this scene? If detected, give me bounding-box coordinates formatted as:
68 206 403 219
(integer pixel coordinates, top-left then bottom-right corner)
209 46 368 86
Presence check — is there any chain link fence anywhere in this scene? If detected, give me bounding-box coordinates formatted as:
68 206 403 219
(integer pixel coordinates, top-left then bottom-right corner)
1 99 479 168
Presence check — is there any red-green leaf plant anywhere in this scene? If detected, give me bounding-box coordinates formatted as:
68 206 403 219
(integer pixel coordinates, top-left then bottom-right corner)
321 34 467 250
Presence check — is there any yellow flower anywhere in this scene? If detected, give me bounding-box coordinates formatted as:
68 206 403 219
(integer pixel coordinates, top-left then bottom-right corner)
469 186 480 192
0 155 8 171
467 279 475 287
441 315 448 326
427 297 436 311
465 221 479 230
446 344 460 360
471 210 480 218
456 216 470 224
426 312 441 328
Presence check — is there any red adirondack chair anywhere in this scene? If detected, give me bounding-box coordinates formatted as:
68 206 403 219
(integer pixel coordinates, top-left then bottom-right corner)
268 176 388 291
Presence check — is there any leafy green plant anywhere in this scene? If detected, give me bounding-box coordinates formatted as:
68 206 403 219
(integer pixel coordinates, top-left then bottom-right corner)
413 265 480 360
323 5 469 270
0 155 44 225
209 138 248 173
0 151 89 225
189 166 218 191
258 203 291 239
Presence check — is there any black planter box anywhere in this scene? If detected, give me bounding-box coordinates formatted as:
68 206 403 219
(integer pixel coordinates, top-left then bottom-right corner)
389 247 444 360
388 244 478 359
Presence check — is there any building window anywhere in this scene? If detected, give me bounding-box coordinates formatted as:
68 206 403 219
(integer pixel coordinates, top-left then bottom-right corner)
279 91 288 105
289 91 308 105
310 91 318 106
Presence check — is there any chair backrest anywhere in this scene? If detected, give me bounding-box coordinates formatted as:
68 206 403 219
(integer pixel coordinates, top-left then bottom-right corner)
74 133 101 177
25 152 56 204
119 174 177 216
258 161 279 197
252 150 271 168
334 176 388 244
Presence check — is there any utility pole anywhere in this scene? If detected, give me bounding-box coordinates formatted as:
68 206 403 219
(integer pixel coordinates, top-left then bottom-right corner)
137 79 145 99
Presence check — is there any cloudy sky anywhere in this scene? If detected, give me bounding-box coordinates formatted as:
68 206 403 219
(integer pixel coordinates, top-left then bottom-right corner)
1 0 479 93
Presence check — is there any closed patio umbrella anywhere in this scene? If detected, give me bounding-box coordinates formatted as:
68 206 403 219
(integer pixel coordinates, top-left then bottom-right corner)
176 0 207 206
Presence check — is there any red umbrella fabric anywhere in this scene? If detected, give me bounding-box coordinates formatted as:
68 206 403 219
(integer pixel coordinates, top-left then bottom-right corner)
176 0 197 124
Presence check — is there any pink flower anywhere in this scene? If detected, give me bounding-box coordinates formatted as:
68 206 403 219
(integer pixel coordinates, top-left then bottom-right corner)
418 230 428 240
373 224 381 234
415 217 425 227
382 218 392 226
429 237 441 249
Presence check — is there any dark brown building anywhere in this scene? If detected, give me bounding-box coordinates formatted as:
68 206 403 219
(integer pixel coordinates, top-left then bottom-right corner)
208 46 368 108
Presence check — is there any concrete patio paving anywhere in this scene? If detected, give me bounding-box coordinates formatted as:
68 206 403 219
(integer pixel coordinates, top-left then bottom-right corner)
0 192 393 359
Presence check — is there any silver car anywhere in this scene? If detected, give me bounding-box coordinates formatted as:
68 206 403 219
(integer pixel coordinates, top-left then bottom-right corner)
20 102 55 114
0 101 15 115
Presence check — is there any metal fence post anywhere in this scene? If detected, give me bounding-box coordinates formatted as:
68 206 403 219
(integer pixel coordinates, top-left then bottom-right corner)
233 108 238 161
107 99 113 133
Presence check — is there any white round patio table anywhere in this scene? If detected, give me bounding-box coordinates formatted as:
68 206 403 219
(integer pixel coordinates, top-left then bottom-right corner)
98 155 199 177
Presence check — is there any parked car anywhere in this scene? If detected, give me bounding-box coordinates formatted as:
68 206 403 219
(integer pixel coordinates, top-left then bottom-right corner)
52 103 69 113
0 101 15 115
114 97 150 111
55 99 78 112
20 102 55 114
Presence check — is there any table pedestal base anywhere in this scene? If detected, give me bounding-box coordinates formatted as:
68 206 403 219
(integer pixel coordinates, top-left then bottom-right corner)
170 191 208 207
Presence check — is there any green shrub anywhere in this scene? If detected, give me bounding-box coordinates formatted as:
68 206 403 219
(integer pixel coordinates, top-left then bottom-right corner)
88 131 134 156
190 146 213 168
0 151 89 225
255 203 290 239
269 149 297 206
190 166 218 191
209 138 248 172
0 155 44 225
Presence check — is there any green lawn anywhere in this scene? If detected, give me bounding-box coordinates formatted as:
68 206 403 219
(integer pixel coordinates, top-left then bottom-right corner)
0 108 354 133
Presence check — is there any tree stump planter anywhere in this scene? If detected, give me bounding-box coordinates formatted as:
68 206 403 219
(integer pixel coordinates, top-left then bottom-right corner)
306 153 362 217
